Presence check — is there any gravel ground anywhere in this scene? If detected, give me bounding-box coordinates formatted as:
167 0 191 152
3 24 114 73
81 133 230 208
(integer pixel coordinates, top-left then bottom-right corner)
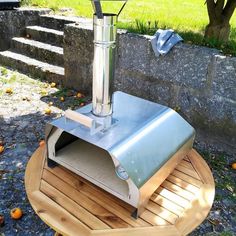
0 68 235 236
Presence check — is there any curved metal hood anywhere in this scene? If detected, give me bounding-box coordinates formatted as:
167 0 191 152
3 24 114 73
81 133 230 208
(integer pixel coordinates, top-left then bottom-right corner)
46 91 195 188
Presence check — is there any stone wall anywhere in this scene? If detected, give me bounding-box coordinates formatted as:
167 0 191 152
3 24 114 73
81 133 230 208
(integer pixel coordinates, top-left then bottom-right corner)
64 22 93 92
0 8 50 50
64 22 236 146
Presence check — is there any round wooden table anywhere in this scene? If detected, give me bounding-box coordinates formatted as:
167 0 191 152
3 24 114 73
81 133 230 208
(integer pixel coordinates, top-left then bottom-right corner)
25 146 215 236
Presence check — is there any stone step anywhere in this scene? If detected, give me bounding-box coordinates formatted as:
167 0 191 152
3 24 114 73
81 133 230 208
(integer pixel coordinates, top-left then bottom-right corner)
11 37 64 67
40 14 76 31
26 25 64 47
0 51 64 84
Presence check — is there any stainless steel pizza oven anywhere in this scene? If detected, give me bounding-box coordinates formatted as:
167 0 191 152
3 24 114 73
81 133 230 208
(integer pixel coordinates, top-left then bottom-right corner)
46 0 195 218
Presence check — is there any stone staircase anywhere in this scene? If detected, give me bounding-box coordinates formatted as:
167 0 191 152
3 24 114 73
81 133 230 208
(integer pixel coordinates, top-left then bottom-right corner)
0 15 76 83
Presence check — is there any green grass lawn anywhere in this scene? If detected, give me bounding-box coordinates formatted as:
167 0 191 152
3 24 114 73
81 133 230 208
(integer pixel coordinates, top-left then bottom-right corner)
23 0 236 55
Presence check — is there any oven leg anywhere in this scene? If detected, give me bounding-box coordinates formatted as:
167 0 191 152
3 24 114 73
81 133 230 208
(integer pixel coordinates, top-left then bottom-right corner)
131 209 138 219
47 158 58 168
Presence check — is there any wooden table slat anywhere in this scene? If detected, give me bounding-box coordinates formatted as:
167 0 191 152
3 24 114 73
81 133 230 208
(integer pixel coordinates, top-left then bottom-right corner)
146 201 179 224
183 157 190 162
44 167 151 227
175 165 201 180
140 210 170 226
171 170 203 188
161 180 196 201
45 165 135 212
25 147 45 193
91 226 181 236
42 169 131 229
179 160 195 170
29 191 91 236
167 175 200 194
40 180 111 230
151 193 184 216
77 181 151 228
155 187 190 208
188 150 215 184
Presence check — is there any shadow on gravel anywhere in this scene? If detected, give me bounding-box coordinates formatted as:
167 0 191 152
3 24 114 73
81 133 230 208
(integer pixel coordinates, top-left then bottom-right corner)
0 112 55 236
40 87 90 111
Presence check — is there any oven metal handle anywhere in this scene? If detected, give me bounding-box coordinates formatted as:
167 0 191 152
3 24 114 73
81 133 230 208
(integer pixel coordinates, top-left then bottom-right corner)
65 110 94 128
65 110 106 135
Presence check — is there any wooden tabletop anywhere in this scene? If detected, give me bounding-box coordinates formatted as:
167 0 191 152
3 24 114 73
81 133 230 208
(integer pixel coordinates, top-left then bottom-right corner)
25 147 215 236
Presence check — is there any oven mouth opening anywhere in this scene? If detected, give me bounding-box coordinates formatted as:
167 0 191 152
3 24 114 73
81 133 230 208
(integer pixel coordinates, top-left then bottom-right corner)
53 132 129 198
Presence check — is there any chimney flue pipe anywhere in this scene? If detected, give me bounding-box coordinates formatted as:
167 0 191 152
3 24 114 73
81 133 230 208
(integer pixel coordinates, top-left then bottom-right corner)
92 13 117 117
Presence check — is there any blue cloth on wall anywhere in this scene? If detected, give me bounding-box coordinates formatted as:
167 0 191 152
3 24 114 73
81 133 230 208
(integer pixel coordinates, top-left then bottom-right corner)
151 29 183 56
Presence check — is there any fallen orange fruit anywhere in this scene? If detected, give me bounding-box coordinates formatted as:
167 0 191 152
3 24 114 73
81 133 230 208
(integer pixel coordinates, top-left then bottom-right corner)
0 146 4 154
0 214 4 227
5 88 13 94
41 89 48 96
77 92 83 98
39 140 45 147
48 101 53 106
60 96 65 102
232 163 236 170
50 82 56 88
45 108 51 115
10 208 23 220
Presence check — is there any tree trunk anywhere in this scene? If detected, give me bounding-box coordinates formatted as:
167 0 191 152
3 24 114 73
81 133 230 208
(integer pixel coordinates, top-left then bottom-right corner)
204 22 230 42
205 0 236 42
